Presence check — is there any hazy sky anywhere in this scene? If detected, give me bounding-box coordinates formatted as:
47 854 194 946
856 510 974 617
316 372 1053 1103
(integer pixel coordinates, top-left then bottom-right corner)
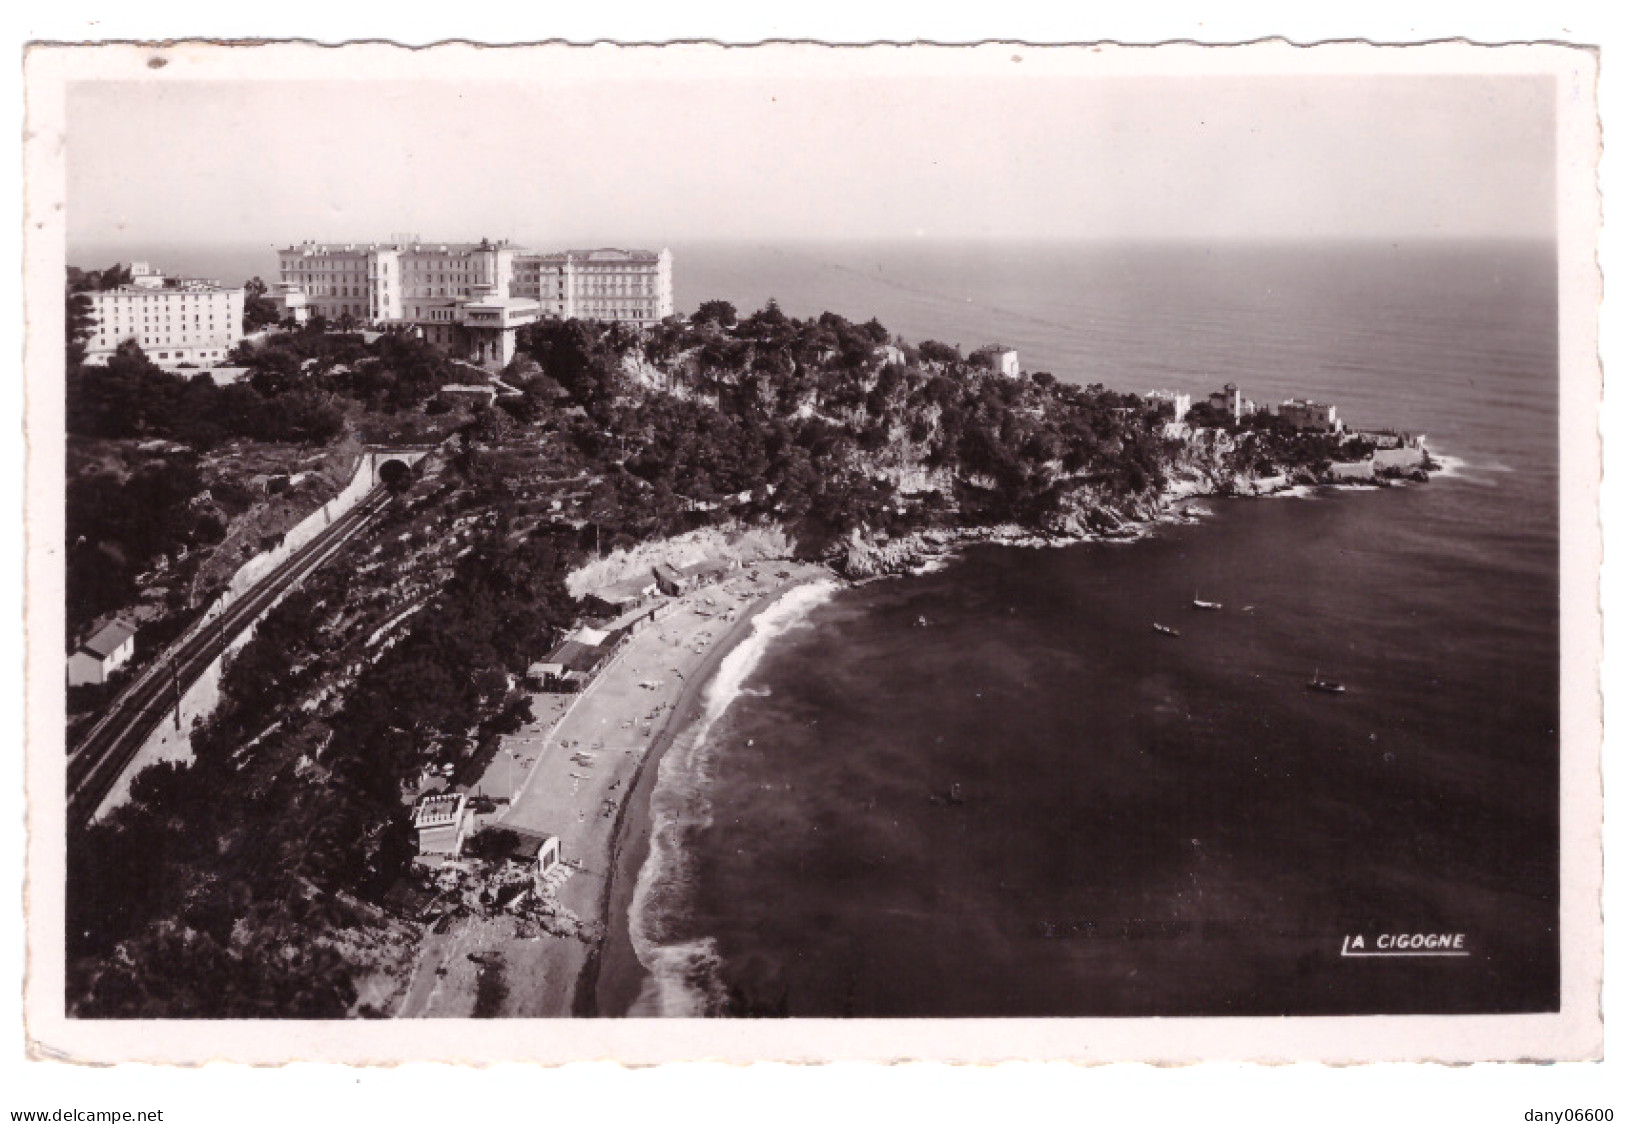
66 72 1555 247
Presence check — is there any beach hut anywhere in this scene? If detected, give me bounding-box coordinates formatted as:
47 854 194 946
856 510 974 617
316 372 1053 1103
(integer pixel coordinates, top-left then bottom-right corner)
653 562 692 597
583 573 658 617
533 638 609 690
508 829 564 885
678 557 738 589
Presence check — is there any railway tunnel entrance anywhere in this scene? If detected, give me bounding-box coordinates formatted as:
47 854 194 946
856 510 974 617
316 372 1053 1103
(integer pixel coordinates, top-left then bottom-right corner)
362 445 434 491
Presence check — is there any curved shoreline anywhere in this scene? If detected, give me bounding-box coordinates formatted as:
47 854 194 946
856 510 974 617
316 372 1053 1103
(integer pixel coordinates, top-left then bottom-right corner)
576 569 833 1017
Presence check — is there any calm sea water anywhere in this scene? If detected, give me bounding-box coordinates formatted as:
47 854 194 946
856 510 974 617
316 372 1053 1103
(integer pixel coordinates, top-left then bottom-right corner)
625 240 1560 1017
78 237 1559 1015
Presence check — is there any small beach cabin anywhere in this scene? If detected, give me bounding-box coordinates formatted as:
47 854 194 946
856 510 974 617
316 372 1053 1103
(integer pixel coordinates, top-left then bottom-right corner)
508 829 564 887
653 562 693 597
583 573 658 617
68 619 137 686
532 638 608 691
678 557 738 589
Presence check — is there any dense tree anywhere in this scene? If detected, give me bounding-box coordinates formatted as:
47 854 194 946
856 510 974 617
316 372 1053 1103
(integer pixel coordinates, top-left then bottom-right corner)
68 342 343 448
242 276 282 331
67 263 132 293
65 291 95 375
691 299 737 328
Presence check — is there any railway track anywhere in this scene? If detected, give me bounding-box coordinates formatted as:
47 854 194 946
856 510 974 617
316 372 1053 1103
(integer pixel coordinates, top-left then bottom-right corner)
66 486 395 829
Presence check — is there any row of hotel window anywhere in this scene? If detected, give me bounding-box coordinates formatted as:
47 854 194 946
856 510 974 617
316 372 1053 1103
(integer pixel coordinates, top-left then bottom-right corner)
91 340 229 360
303 306 658 326
95 334 229 345
290 282 651 298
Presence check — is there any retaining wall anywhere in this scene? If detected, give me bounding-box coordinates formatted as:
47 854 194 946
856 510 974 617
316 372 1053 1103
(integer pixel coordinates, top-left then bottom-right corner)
227 453 378 597
1373 447 1427 472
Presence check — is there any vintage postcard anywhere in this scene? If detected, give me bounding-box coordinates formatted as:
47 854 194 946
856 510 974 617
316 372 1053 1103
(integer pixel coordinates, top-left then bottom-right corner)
21 40 1601 1064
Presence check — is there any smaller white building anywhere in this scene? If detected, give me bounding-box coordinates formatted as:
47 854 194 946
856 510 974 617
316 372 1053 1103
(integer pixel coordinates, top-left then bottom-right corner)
129 261 165 289
412 792 472 860
1145 389 1191 423
986 347 1020 377
269 282 310 324
68 620 136 686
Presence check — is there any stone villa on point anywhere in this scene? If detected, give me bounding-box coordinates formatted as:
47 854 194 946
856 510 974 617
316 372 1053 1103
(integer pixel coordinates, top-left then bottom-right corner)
1277 398 1342 433
273 236 675 371
67 619 137 686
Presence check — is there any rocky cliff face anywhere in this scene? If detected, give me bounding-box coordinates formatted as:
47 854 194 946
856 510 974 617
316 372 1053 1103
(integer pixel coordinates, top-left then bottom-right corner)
1038 482 1165 537
838 529 937 580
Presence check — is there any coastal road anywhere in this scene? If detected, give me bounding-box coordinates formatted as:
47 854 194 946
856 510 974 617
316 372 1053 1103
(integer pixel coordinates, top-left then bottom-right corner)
66 486 396 829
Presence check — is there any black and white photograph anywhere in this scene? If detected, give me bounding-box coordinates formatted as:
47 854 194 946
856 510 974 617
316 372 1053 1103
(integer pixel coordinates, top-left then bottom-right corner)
20 39 1601 1066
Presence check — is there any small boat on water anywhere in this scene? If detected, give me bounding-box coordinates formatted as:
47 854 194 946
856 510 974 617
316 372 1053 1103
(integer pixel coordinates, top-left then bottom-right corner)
1306 669 1346 694
1192 593 1223 610
1152 623 1181 637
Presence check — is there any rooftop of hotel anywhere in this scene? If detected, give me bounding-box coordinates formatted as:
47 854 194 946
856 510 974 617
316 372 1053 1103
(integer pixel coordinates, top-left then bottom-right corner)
91 279 239 294
277 242 668 265
514 247 667 263
280 238 524 255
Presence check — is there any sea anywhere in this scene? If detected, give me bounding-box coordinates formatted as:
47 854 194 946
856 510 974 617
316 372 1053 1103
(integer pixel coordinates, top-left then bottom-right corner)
73 237 1561 1016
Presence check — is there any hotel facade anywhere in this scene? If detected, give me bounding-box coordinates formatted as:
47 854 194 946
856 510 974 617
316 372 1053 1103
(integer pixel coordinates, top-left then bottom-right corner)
274 237 674 370
81 262 246 369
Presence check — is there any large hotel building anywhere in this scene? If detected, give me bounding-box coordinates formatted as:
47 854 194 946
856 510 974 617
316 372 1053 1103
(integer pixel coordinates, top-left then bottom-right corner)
81 262 246 368
272 237 674 369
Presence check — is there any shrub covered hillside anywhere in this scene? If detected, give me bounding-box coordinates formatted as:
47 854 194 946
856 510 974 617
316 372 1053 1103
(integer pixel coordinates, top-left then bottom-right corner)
509 304 1173 552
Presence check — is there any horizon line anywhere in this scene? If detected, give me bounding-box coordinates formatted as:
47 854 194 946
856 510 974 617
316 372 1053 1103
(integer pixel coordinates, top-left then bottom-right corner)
67 232 1559 250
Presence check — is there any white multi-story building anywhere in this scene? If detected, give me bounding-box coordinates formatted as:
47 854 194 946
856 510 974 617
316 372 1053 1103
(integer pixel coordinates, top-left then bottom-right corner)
274 237 674 370
81 265 245 369
510 247 674 325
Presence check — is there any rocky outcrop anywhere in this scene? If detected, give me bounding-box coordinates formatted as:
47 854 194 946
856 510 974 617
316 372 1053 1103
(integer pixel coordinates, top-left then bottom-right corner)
837 530 938 579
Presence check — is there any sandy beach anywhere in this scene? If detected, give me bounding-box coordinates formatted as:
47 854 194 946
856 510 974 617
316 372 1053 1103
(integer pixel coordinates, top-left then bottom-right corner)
394 558 833 1018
